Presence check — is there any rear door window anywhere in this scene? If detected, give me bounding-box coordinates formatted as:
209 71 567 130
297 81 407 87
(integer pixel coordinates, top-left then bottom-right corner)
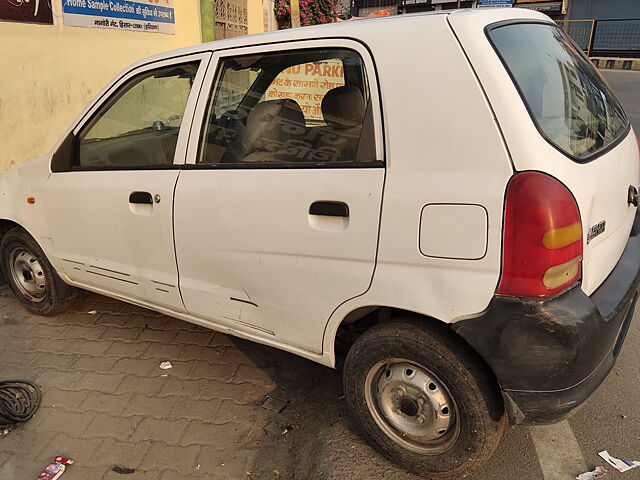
488 23 628 161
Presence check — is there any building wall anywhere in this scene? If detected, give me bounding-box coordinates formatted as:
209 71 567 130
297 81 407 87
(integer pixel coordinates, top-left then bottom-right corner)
0 0 201 171
568 0 640 20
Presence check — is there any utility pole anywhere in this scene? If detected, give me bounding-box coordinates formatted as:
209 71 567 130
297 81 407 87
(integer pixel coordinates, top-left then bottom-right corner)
200 0 215 42
290 0 301 27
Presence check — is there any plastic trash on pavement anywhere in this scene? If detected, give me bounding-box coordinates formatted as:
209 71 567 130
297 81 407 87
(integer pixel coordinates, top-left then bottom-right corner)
36 456 73 480
576 466 607 480
159 361 173 370
598 451 640 473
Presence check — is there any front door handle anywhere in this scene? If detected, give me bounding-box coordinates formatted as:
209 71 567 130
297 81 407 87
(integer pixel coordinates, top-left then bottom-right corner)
129 191 153 205
309 201 349 217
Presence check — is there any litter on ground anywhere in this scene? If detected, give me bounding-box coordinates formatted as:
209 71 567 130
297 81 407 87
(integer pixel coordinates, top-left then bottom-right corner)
36 456 73 480
598 451 640 473
159 361 173 370
576 466 607 480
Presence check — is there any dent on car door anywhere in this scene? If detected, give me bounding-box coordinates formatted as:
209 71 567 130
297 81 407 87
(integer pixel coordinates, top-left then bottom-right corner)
45 54 210 311
174 42 385 353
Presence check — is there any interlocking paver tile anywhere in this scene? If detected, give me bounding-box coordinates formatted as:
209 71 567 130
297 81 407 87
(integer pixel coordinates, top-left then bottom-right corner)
63 324 107 340
0 458 49 479
90 302 127 314
116 375 165 395
100 326 141 341
167 398 220 422
131 417 190 443
31 352 77 369
180 420 255 447
137 327 178 344
188 361 235 382
180 345 225 362
0 428 54 458
34 369 82 390
199 380 268 404
104 341 149 358
85 413 143 441
31 337 77 354
212 399 270 426
41 388 89 410
69 338 113 356
158 378 207 398
127 393 176 418
74 372 125 391
235 365 280 388
141 342 185 360
71 354 118 372
112 357 157 376
78 391 132 415
139 444 200 472
90 437 152 468
173 330 213 346
34 408 96 436
59 311 100 325
0 348 38 367
28 324 71 338
40 434 104 465
195 445 256 476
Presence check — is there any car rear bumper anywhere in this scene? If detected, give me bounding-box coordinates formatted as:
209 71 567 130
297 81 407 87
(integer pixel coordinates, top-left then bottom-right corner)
453 211 640 425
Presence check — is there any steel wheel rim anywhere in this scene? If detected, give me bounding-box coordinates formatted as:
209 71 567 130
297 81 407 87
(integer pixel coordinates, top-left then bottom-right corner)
8 247 47 303
364 358 460 455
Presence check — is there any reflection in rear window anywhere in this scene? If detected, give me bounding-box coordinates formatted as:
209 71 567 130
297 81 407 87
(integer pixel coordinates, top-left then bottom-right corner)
489 23 628 160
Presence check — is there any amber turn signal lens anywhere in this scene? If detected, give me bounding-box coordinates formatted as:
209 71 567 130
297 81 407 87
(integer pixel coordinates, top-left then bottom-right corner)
542 222 582 249
26 197 35 204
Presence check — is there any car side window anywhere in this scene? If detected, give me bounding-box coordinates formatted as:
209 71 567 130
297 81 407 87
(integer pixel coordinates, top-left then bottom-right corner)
76 62 199 168
198 48 377 166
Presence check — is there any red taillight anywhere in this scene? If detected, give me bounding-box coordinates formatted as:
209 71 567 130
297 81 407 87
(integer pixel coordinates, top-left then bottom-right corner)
497 172 583 298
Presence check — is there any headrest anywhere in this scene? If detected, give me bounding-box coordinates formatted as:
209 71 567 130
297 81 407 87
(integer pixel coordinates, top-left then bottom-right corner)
321 86 365 129
247 99 305 149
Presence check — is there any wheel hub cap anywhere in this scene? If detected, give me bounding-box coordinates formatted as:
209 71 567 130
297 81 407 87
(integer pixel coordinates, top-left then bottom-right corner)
9 248 47 303
365 359 459 454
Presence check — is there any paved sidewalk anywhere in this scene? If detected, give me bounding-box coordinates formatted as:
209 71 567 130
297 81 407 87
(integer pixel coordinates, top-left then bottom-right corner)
1 283 638 480
0 285 313 480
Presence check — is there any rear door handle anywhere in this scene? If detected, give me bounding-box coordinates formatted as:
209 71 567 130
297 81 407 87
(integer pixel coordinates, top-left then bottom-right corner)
129 191 153 205
309 201 349 217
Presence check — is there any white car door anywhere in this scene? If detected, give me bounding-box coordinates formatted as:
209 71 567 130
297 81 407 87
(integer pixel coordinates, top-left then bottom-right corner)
174 40 385 353
45 53 210 311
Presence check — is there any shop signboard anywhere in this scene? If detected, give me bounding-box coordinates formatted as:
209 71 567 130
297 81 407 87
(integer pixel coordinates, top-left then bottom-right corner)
0 0 54 24
62 0 175 34
477 0 514 7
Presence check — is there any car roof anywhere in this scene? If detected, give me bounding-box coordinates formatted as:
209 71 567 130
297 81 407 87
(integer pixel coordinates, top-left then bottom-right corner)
131 8 549 67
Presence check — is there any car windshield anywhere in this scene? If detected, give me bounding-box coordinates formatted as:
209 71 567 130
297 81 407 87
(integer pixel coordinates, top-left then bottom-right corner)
489 23 628 161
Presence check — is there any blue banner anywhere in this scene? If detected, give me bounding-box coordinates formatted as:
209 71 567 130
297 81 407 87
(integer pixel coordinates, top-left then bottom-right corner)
477 0 514 7
62 0 175 34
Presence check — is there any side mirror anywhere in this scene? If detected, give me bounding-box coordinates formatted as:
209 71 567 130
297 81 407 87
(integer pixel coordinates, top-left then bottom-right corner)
152 120 166 132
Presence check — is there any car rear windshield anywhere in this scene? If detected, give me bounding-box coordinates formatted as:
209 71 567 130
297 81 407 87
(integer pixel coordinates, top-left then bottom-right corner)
488 23 628 161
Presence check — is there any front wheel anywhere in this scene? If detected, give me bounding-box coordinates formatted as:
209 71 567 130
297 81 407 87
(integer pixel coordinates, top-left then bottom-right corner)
1 228 78 316
343 318 506 478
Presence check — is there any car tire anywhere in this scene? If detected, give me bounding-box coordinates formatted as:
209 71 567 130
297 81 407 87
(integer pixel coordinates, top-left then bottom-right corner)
0 228 78 316
343 318 506 478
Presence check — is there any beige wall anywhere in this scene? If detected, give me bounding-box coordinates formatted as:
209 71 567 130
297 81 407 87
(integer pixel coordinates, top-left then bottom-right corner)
0 0 201 171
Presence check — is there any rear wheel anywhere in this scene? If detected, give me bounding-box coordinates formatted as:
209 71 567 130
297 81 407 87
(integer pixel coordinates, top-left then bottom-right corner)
343 318 506 478
1 228 78 315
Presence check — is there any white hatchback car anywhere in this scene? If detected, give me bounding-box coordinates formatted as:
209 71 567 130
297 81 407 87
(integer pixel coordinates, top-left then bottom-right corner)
2 8 639 478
